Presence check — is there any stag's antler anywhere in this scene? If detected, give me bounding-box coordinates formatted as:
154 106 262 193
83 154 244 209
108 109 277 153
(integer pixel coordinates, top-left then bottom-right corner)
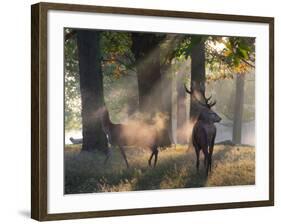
185 84 217 108
208 100 216 108
185 84 207 107
184 84 192 94
203 92 216 108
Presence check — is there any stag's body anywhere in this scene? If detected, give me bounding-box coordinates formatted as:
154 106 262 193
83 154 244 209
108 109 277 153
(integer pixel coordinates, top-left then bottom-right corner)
192 111 218 175
185 84 221 176
100 107 159 168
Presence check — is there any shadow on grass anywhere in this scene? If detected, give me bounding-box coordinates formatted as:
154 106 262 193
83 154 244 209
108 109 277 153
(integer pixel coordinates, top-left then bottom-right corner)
134 153 208 190
64 144 254 194
212 144 233 163
64 146 210 193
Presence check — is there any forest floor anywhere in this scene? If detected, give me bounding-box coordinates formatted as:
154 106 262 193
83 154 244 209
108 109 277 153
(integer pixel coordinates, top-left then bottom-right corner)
64 144 255 194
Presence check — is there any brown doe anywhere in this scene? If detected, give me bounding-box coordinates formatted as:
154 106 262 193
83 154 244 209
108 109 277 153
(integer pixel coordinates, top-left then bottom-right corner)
99 106 159 168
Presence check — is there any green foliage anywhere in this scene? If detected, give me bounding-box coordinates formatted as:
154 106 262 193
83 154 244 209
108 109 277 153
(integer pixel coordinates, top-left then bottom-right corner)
223 37 255 71
169 35 255 82
173 36 191 59
206 36 255 81
173 35 206 59
101 31 134 78
64 28 81 131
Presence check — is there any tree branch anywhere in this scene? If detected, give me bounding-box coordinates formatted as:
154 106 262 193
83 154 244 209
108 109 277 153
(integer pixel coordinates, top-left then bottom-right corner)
102 58 137 73
241 58 255 68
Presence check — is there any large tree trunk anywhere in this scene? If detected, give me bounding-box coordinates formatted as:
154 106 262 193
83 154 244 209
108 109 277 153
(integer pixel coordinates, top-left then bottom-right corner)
131 33 161 113
137 47 162 114
77 30 107 152
190 38 206 120
131 33 171 146
232 75 245 144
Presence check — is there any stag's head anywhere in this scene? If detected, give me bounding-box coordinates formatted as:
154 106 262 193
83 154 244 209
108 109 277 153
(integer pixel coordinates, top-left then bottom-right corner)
185 84 222 123
198 105 222 123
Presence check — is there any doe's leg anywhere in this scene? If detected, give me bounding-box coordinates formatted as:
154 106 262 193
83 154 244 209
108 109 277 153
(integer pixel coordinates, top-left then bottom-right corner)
119 146 129 168
153 147 159 167
148 150 154 167
103 147 112 165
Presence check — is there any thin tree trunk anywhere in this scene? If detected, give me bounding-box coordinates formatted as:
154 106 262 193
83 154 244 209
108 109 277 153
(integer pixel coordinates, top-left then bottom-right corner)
177 71 187 144
77 30 107 152
161 64 174 144
232 75 245 144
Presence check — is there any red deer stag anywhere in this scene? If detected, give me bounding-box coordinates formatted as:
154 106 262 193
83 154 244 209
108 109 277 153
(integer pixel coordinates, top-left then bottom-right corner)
100 106 160 168
185 86 221 176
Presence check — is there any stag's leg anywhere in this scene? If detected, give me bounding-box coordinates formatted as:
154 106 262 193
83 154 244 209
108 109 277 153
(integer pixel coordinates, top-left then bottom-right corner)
202 147 209 176
195 147 200 172
119 146 129 168
209 136 216 172
209 147 213 172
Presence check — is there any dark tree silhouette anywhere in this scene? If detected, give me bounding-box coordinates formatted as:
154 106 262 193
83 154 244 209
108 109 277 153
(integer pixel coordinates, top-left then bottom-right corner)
190 37 206 120
131 33 161 113
77 30 107 152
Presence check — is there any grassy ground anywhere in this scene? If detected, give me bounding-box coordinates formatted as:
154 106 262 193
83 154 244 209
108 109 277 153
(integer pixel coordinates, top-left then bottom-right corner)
64 144 255 194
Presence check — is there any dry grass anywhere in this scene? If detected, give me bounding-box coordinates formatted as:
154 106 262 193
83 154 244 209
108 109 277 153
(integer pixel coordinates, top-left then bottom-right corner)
64 144 255 194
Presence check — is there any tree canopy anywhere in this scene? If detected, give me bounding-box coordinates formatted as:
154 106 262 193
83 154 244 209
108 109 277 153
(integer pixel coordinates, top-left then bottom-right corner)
64 28 255 132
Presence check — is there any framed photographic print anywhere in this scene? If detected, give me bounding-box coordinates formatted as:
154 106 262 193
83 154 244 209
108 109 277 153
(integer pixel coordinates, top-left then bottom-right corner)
31 2 274 221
